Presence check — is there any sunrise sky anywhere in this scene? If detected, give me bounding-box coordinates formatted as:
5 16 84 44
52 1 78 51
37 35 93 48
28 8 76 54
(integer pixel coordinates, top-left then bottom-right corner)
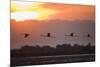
11 1 95 49
11 1 95 21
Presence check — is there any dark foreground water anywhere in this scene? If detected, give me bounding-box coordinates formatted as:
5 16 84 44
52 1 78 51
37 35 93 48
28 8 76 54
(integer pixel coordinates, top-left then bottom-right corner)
11 53 95 66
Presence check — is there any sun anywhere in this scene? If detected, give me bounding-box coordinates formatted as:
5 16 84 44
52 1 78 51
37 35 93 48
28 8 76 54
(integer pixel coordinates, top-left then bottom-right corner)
11 1 44 12
11 1 44 21
11 1 58 21
11 12 39 21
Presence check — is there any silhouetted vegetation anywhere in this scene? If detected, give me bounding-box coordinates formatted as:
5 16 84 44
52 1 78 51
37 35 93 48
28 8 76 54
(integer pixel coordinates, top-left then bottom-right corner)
11 43 95 57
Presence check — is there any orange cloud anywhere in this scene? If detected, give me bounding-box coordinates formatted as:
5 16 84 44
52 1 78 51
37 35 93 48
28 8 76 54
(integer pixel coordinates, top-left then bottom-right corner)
42 3 95 21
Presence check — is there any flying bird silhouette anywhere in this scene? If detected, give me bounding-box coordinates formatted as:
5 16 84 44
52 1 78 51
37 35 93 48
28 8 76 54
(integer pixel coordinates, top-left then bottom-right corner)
47 33 50 37
87 34 91 38
24 33 30 38
41 33 55 38
70 33 74 37
65 32 77 37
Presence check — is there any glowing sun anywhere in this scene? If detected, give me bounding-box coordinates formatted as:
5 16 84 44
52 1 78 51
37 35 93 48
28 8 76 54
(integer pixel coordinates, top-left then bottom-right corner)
11 12 39 21
11 1 58 21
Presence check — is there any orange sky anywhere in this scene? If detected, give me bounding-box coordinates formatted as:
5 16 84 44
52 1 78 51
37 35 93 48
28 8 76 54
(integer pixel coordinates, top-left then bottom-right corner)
11 1 95 21
42 3 95 21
